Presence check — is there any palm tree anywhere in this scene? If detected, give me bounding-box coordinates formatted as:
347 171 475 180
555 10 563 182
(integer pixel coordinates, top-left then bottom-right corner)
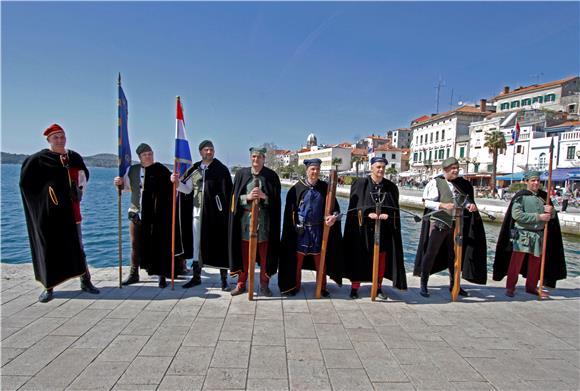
332 157 343 171
351 155 363 177
484 130 507 197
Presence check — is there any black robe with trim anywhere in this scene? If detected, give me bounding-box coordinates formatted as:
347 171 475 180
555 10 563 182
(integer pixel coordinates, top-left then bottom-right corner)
343 176 407 289
140 162 174 277
175 158 232 269
20 149 89 289
228 166 281 278
413 176 488 284
278 179 344 293
493 189 566 288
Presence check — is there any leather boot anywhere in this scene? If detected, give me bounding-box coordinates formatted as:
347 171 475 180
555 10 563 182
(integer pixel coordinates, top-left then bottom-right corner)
158 276 167 288
80 275 100 294
122 266 140 286
220 270 231 291
39 289 54 303
420 275 430 297
449 276 469 297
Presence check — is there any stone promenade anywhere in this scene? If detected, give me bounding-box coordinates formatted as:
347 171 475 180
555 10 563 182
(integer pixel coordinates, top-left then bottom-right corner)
2 263 579 391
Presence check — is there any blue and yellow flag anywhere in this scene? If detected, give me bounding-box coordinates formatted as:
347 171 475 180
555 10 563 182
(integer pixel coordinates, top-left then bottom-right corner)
118 74 131 177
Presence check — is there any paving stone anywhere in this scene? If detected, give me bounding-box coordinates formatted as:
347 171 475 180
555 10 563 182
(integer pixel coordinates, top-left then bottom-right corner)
255 299 283 320
227 298 256 315
47 298 93 318
203 367 247 389
50 308 110 336
308 301 341 324
211 340 251 368
371 382 416 390
168 346 214 376
246 377 289 390
252 319 284 346
327 368 373 390
157 375 204 390
121 310 168 336
220 314 254 341
111 384 158 391
198 298 230 318
19 347 100 390
1 327 20 340
284 313 316 339
2 317 68 348
321 348 363 369
1 335 76 376
286 338 323 361
248 345 287 379
314 323 353 349
182 317 224 347
1 347 25 366
139 325 188 357
287 360 331 391
282 298 310 313
116 356 173 385
67 360 130 390
376 325 418 349
345 327 382 342
106 300 149 319
450 381 495 390
98 335 149 361
72 317 132 348
338 310 373 329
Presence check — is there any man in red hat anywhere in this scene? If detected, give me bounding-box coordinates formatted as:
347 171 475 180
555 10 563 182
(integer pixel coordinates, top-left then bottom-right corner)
20 124 100 303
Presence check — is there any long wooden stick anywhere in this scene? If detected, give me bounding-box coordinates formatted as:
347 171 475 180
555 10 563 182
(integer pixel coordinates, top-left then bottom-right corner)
451 206 464 301
538 137 554 299
371 201 381 302
170 161 180 290
315 170 337 299
248 178 260 300
118 189 123 288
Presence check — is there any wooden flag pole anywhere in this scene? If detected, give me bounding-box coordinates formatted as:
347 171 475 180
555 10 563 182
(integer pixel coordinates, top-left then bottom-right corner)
315 170 337 299
247 178 260 300
538 137 554 299
118 189 123 288
370 189 385 302
451 205 464 301
170 160 180 290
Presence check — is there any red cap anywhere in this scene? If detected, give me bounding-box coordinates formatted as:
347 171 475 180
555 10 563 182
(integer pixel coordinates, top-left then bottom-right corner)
43 124 64 137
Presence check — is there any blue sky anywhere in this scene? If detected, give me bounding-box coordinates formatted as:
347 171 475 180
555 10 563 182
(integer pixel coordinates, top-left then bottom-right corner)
2 1 579 165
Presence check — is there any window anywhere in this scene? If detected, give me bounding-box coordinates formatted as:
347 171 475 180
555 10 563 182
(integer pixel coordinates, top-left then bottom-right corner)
539 152 547 168
487 164 494 172
511 101 520 108
474 163 479 173
413 152 418 162
459 146 465 158
430 133 433 143
568 104 577 113
441 130 445 139
391 154 396 159
391 163 396 169
522 98 532 106
419 152 422 161
436 131 439 141
420 135 423 144
516 145 524 154
382 153 386 158
532 96 543 104
544 94 556 102
446 148 450 158
500 103 510 110
567 146 576 160
439 149 444 160
428 151 432 161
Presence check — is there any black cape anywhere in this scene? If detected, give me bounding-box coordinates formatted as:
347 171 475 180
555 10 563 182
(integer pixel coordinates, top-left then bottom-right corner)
413 176 488 284
493 189 566 288
228 166 281 278
175 158 232 269
20 149 89 289
140 162 174 277
343 176 407 289
278 179 344 293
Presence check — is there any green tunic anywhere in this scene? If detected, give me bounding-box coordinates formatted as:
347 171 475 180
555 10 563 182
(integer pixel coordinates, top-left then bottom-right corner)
239 175 270 242
511 192 555 257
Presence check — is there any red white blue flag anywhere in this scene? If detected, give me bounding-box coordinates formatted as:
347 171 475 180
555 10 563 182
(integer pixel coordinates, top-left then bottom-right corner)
175 97 192 177
510 120 520 145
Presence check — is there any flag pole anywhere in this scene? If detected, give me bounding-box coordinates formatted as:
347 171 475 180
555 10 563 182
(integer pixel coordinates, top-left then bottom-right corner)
117 73 123 289
538 137 554 299
170 96 181 290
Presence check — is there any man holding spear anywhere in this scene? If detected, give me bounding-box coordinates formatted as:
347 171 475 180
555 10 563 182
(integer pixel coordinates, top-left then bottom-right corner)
278 159 343 297
228 147 281 297
493 169 567 297
343 157 407 300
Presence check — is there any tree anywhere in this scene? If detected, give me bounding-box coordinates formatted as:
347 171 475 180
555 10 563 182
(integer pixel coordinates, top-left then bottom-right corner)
260 142 282 171
332 157 343 171
484 130 507 197
351 155 363 177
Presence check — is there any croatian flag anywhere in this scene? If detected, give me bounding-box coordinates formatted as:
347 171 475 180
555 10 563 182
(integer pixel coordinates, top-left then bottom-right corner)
509 120 520 145
175 96 192 177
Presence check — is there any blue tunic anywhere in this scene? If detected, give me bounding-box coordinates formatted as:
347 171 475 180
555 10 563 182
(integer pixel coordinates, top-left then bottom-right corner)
296 183 324 254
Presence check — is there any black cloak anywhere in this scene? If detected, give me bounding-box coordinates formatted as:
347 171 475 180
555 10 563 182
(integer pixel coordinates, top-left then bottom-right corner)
175 158 232 269
20 149 89 289
343 176 407 290
493 189 566 288
228 166 281 278
413 176 488 284
278 179 344 293
140 162 174 278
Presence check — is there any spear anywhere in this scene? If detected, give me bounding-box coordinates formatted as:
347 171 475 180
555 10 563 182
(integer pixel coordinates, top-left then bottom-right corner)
370 189 386 301
247 178 260 300
538 137 554 299
451 202 464 301
315 170 337 299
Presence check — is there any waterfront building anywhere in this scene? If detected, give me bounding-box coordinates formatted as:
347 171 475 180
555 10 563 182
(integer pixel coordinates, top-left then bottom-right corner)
297 145 351 172
390 128 412 148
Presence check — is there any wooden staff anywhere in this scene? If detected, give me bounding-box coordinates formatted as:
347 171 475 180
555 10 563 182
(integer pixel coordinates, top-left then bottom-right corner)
170 161 180 290
451 204 464 301
248 178 260 300
315 170 337 299
118 188 123 288
370 190 384 302
538 137 554 299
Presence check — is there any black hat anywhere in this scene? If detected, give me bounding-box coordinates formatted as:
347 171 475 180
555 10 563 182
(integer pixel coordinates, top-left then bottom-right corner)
304 158 322 167
198 140 214 151
136 143 152 155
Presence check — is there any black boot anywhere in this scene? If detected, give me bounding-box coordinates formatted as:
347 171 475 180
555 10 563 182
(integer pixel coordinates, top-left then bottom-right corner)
39 289 54 303
420 276 430 297
350 288 360 299
376 288 387 300
449 276 469 297
80 275 100 294
183 263 202 288
158 276 167 288
220 270 231 291
122 267 140 286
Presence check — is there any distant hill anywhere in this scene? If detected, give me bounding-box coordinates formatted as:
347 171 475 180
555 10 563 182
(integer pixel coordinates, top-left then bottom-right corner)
1 152 125 168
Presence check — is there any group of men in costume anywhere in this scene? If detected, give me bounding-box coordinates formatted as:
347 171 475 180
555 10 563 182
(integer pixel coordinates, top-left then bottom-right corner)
21 125 567 303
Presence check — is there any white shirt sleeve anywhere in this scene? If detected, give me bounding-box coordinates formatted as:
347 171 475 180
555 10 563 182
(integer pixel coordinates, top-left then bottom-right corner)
177 176 193 194
423 179 440 211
